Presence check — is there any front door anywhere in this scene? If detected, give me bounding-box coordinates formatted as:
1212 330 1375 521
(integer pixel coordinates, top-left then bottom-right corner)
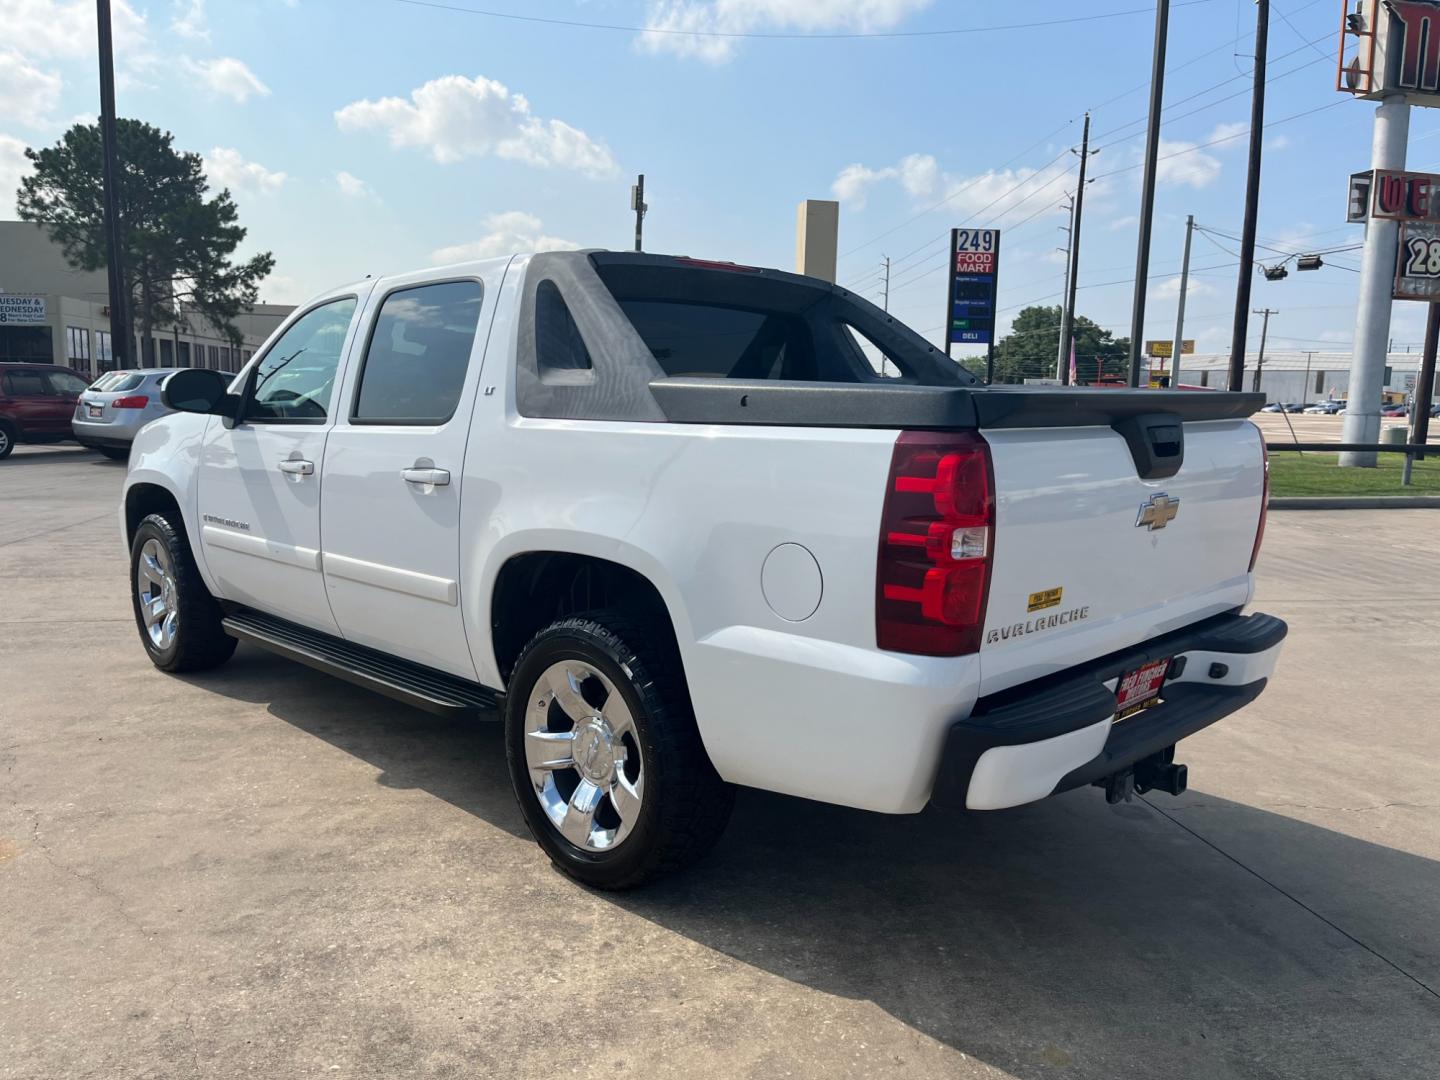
197 290 371 634
321 272 497 679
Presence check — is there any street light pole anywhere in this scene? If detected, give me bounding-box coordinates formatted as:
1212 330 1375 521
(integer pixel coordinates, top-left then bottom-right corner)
1252 308 1277 395
96 0 131 367
1060 112 1093 387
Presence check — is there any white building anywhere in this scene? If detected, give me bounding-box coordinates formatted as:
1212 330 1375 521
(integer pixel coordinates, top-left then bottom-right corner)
1167 349 1431 404
0 221 293 378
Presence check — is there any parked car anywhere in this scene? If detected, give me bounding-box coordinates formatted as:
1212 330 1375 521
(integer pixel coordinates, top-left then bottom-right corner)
0 362 89 459
73 368 186 460
1303 401 1344 414
1259 402 1284 412
1283 403 1305 413
120 250 1287 889
1381 403 1408 417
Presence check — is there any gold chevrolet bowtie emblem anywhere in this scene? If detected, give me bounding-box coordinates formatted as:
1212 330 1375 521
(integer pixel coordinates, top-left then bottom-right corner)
1136 493 1180 531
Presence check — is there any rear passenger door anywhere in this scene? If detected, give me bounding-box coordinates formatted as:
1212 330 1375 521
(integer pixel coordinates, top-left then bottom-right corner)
320 272 496 679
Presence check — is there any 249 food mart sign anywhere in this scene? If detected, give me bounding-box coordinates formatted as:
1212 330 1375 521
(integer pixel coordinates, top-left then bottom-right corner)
946 228 1000 346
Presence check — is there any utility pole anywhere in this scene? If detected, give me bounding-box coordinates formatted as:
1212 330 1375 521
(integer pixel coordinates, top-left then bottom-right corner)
1407 303 1440 486
1171 214 1194 389
1055 193 1074 382
96 0 131 368
1059 112 1094 387
1252 308 1276 395
1229 0 1269 391
1129 0 1170 387
1302 350 1314 405
880 255 891 376
631 174 647 252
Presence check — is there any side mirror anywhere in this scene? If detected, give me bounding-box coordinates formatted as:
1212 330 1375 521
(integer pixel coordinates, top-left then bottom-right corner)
162 368 233 416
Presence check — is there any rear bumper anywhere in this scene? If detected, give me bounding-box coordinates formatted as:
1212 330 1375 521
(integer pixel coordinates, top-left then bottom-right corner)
930 611 1287 811
73 417 141 447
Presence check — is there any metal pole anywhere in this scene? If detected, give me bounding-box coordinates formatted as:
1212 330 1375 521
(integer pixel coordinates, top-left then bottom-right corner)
1408 303 1440 483
881 255 890 312
1228 0 1269 392
1129 1 1170 388
1302 350 1313 405
1252 308 1275 394
632 173 646 252
1171 214 1194 390
1342 96 1411 466
986 340 995 386
1055 193 1074 381
96 0 130 368
1060 113 1091 388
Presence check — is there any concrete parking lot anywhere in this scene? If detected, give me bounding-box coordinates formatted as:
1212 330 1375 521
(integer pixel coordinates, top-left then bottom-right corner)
2 444 1438 1080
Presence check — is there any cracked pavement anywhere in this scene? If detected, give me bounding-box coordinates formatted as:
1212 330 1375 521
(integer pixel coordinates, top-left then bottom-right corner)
2 443 1438 1079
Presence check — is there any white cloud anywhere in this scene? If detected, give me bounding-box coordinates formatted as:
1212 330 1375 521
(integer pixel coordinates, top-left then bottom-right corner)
258 271 303 304
1208 120 1249 143
1154 275 1215 301
833 150 1074 227
1108 214 1139 232
183 56 270 102
336 74 617 176
430 210 579 264
638 0 933 62
335 170 375 199
0 134 32 218
1156 138 1223 188
171 0 208 41
1267 134 1292 152
0 49 62 122
0 0 148 58
204 147 286 194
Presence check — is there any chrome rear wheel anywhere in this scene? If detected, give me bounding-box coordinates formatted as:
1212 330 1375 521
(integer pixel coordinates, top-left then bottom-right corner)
524 660 646 853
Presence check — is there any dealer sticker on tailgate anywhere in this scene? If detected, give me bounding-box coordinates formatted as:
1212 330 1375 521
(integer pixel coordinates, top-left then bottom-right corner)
1114 658 1170 720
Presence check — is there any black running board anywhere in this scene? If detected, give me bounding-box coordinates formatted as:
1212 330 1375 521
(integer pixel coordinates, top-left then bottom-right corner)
221 609 502 718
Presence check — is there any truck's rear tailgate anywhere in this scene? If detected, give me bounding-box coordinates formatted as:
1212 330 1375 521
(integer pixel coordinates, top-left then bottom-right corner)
977 418 1264 697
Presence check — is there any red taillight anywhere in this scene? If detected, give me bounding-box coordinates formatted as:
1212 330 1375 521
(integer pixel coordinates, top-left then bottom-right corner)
877 430 995 656
1249 441 1269 572
111 395 149 409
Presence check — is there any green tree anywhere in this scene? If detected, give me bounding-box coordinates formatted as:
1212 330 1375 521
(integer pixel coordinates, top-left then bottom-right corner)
975 305 1131 384
17 119 274 354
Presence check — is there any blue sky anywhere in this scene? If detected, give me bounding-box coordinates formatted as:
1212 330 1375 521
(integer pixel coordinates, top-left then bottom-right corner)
3 0 1435 359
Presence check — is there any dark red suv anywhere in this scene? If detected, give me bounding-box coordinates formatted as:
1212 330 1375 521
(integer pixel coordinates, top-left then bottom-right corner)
0 363 90 459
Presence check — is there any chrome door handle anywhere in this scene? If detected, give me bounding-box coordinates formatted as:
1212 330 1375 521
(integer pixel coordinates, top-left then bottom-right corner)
402 466 451 486
277 458 314 476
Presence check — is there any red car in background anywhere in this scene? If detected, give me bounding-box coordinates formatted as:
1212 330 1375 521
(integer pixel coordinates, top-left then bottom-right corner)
0 363 90 459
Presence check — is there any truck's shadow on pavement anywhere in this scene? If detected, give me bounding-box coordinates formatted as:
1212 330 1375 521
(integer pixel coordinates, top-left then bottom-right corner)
198 646 1440 1080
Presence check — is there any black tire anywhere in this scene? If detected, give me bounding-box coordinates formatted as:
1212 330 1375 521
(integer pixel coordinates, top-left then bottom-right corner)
129 512 237 672
504 610 734 889
98 446 130 461
0 421 16 460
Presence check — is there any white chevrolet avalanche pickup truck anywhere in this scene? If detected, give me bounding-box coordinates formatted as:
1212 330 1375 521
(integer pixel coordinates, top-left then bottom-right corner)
122 251 1286 888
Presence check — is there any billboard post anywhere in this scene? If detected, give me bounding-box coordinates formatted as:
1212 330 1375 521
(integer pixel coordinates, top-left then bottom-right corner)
945 228 1001 383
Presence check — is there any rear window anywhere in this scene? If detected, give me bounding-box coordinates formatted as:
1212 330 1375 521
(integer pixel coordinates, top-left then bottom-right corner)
592 256 975 386
91 372 143 392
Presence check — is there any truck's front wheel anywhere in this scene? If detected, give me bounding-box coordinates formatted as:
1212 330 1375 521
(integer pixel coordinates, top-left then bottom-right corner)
504 612 733 889
129 512 237 673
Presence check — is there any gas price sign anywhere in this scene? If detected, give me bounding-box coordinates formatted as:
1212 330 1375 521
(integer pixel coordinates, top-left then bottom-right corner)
946 228 1000 346
1395 221 1440 301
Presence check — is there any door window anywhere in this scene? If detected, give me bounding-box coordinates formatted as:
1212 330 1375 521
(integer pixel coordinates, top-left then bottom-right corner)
352 281 483 424
245 297 358 422
3 371 49 397
46 370 89 396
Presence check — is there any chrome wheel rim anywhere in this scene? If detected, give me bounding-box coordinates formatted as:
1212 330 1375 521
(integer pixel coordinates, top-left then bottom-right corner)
136 538 178 650
524 660 645 853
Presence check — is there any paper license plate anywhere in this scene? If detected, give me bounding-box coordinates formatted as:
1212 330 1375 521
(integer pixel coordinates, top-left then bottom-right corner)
1115 657 1170 718
87 405 103 417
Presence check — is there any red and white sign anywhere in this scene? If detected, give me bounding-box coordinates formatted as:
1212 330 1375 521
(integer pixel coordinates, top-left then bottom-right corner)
1370 169 1440 221
954 251 997 274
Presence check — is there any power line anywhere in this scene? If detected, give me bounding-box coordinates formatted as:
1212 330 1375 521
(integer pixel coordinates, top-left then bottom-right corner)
385 0 1225 40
